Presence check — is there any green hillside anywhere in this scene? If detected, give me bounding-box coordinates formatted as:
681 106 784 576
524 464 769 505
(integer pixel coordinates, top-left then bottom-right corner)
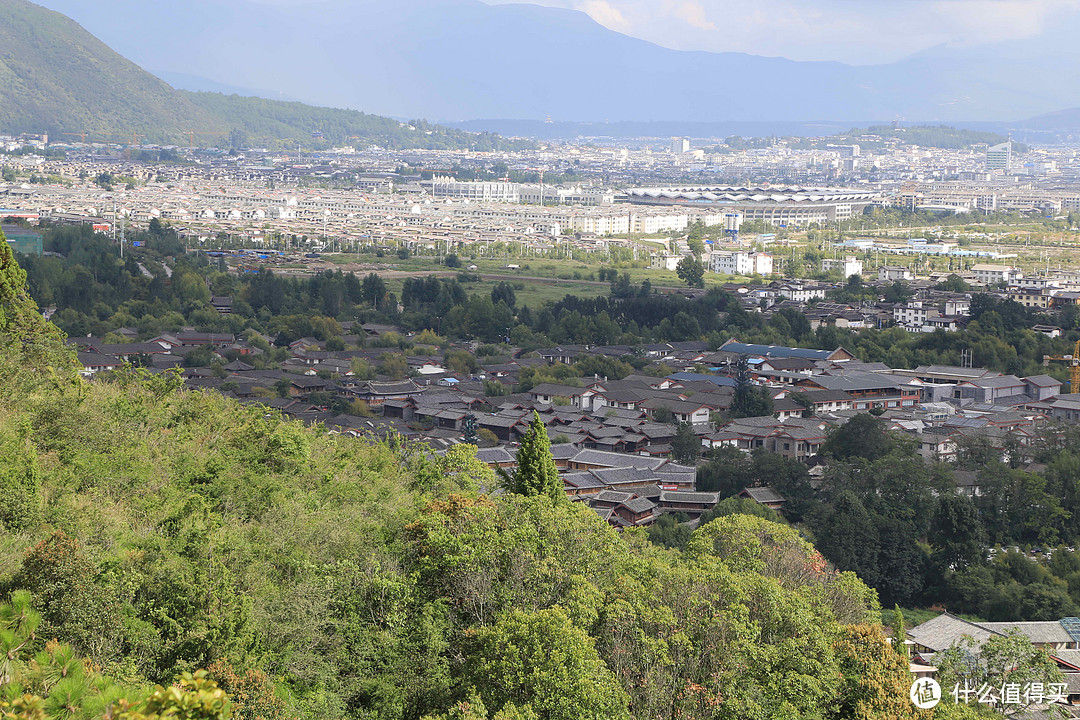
0 0 527 150
0 0 217 142
0 235 921 719
181 91 533 151
843 124 1010 149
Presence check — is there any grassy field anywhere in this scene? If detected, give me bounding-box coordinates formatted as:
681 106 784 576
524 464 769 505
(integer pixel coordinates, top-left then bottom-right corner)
310 214 1080 295
320 252 713 291
319 250 754 287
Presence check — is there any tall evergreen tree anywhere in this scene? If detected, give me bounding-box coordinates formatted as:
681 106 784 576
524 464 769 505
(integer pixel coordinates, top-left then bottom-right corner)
731 357 774 418
508 411 563 501
671 422 699 466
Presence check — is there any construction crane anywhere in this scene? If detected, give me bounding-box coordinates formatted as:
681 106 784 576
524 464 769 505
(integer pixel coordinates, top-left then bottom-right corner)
109 132 145 146
62 132 88 143
1044 339 1080 393
183 130 227 149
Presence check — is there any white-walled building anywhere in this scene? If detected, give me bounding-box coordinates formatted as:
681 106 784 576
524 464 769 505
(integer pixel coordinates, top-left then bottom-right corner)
1015 276 1061 291
971 264 1022 286
710 250 772 276
879 266 914 282
777 282 828 302
427 177 520 202
822 256 863 278
893 301 938 330
517 185 614 206
945 299 970 316
653 254 682 271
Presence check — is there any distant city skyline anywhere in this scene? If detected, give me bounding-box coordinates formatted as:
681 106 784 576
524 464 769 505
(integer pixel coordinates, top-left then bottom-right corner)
482 0 1080 64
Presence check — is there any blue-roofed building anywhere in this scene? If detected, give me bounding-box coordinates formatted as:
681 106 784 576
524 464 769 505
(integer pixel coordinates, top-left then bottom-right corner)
719 339 855 362
668 372 737 388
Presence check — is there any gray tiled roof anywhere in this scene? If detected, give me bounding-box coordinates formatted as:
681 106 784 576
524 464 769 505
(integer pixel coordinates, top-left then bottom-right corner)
476 447 515 464
619 496 657 514
727 416 785 428
659 491 719 504
548 443 579 460
77 351 122 367
720 341 837 360
655 470 696 485
1053 649 1080 670
965 375 1025 389
907 613 1001 653
620 496 657 514
563 472 605 489
808 371 908 392
591 466 658 486
979 621 1073 645
739 487 786 504
529 383 589 397
568 449 665 470
593 490 636 504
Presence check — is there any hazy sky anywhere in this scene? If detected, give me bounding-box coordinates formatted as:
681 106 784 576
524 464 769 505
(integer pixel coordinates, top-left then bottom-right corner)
481 0 1080 64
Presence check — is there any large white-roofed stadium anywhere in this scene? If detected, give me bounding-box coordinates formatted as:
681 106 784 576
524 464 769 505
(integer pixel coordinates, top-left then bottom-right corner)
619 185 880 226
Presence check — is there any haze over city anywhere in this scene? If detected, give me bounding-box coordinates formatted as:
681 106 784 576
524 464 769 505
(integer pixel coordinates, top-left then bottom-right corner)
10 0 1080 718
28 0 1080 123
484 0 1080 64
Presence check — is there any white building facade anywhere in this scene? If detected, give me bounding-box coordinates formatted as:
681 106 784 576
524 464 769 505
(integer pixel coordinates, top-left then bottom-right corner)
710 250 773 276
822 256 863 278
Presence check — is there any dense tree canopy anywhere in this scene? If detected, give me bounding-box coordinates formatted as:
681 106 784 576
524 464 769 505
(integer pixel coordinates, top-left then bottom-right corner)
0 244 909 718
13 222 1079 389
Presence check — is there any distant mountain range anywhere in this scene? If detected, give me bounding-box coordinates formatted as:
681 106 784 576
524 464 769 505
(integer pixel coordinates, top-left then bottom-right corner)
25 0 1080 127
449 117 1079 144
0 0 525 150
0 0 216 141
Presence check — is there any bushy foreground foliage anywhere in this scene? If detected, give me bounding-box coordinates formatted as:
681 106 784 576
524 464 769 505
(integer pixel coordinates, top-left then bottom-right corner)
0 243 921 719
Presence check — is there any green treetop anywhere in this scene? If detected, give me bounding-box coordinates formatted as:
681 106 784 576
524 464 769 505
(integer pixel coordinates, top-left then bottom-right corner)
675 255 705 289
507 412 563 501
0 231 75 383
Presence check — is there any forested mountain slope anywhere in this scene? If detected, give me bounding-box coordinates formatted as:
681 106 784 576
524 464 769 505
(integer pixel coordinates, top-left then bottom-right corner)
0 235 917 718
0 0 521 150
0 0 216 140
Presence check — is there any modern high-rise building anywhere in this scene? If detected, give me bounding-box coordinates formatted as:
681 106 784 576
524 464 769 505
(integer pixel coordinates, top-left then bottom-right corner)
670 137 690 154
986 141 1012 172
